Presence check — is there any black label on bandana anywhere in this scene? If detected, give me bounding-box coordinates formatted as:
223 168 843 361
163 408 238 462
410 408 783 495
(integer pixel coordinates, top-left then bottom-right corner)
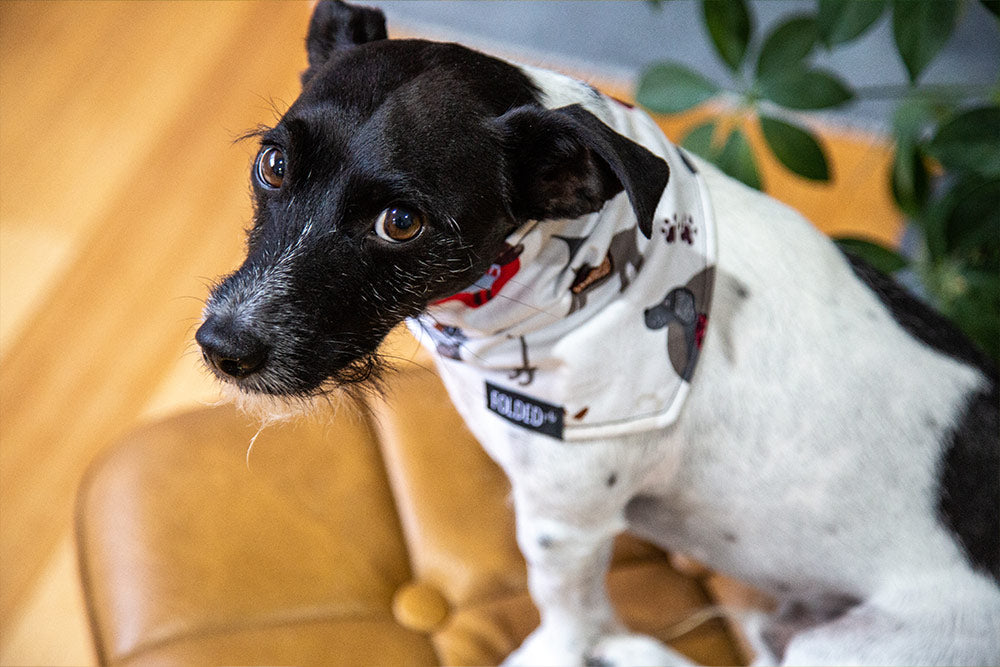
485 381 564 440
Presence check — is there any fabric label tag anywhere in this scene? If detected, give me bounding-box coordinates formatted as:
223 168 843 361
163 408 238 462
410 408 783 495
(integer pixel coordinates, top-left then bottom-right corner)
485 381 564 440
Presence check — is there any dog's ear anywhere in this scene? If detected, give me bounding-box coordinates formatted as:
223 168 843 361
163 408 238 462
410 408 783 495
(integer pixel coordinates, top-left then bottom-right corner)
494 104 669 238
302 0 387 85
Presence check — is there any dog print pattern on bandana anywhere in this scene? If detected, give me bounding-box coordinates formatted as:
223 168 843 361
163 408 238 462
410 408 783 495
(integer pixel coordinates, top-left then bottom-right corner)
409 100 716 442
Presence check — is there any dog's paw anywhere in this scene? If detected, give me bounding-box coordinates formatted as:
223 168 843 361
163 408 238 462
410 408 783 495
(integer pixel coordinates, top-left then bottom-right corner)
585 633 693 667
503 622 630 667
502 626 588 667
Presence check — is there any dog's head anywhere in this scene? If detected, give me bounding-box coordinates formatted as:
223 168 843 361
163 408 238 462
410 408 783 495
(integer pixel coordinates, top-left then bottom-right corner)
196 0 669 401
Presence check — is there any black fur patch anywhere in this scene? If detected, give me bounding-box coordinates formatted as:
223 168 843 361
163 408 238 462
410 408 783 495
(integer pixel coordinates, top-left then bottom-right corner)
939 386 1000 582
494 104 669 239
843 251 999 582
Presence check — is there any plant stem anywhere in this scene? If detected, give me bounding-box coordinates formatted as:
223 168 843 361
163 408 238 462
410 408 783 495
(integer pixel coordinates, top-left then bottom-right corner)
853 82 997 100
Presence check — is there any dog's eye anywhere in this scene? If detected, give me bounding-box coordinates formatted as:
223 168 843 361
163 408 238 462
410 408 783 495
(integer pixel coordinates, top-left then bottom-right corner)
374 207 425 243
255 146 285 189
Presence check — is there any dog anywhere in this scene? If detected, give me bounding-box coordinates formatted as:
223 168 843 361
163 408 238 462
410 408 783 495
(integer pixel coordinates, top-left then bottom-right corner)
196 2 1000 664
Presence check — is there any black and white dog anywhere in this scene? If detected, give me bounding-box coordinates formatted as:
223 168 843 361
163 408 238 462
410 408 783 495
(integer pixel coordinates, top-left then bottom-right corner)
196 2 999 664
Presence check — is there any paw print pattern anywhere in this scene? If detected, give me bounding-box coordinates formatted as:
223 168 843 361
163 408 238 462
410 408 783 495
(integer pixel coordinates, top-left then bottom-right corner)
660 213 696 246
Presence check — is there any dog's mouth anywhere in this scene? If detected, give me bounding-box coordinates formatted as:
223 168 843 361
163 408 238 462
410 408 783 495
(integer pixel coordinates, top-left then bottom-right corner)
201 345 390 425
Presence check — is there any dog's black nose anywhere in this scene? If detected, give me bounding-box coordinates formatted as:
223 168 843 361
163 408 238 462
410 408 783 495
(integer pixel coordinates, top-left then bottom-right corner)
195 316 269 379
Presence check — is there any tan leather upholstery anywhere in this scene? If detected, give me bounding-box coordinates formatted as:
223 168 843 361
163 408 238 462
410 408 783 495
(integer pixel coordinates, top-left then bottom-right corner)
77 340 744 666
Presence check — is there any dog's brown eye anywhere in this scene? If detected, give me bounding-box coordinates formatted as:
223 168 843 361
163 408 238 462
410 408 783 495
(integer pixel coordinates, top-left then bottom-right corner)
374 207 425 243
255 146 285 189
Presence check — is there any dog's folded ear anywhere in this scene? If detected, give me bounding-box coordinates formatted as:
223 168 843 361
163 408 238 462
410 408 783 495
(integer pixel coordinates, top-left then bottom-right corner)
494 104 669 238
302 0 387 85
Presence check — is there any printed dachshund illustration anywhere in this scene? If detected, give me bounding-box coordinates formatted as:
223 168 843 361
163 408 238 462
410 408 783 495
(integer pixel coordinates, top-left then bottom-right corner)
561 226 645 314
644 268 712 381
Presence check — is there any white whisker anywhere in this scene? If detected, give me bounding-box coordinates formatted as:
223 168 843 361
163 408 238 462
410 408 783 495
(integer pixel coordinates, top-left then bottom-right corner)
247 423 265 471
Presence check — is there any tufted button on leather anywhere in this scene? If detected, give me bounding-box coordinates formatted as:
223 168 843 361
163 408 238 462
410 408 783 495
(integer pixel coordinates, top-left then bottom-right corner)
392 581 451 633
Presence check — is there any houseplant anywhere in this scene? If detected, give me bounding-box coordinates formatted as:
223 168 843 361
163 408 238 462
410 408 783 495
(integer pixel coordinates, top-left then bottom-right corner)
637 0 999 360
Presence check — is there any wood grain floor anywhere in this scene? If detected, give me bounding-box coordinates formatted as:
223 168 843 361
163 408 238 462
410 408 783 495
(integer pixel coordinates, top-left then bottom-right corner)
0 2 900 665
1 3 314 662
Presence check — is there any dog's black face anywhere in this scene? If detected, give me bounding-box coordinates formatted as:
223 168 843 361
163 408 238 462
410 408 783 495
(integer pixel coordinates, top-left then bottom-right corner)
196 0 669 397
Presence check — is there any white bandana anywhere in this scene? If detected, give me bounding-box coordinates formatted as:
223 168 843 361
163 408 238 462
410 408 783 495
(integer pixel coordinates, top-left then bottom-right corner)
408 101 716 441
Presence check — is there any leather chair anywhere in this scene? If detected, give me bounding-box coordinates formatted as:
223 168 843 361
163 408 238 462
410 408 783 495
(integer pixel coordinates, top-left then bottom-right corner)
76 333 746 665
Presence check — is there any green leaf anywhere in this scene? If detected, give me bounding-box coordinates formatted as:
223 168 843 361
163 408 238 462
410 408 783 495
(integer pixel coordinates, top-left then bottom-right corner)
681 122 761 190
941 177 1000 255
816 0 886 46
759 115 830 181
892 0 959 84
835 237 909 273
890 143 932 220
637 63 721 114
717 128 763 190
892 96 937 140
681 120 719 159
911 167 972 263
889 98 935 216
758 67 854 110
702 0 752 72
755 15 819 80
926 106 1000 178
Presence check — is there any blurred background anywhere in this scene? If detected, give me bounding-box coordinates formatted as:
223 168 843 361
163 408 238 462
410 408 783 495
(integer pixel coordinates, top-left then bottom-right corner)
0 1 995 665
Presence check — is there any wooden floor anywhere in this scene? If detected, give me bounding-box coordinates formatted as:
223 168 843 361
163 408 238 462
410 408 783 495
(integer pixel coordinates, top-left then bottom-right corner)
0 2 900 665
1 3 314 663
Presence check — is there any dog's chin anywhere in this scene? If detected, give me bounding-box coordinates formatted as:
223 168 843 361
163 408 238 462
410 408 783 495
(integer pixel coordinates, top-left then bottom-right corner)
209 353 388 426
219 382 337 426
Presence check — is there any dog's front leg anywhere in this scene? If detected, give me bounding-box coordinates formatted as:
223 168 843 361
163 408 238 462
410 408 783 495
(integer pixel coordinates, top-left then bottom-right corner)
503 497 622 666
504 489 691 667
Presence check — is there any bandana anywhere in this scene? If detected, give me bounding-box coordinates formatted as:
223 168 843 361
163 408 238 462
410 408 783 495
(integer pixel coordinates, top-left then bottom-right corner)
408 100 716 442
